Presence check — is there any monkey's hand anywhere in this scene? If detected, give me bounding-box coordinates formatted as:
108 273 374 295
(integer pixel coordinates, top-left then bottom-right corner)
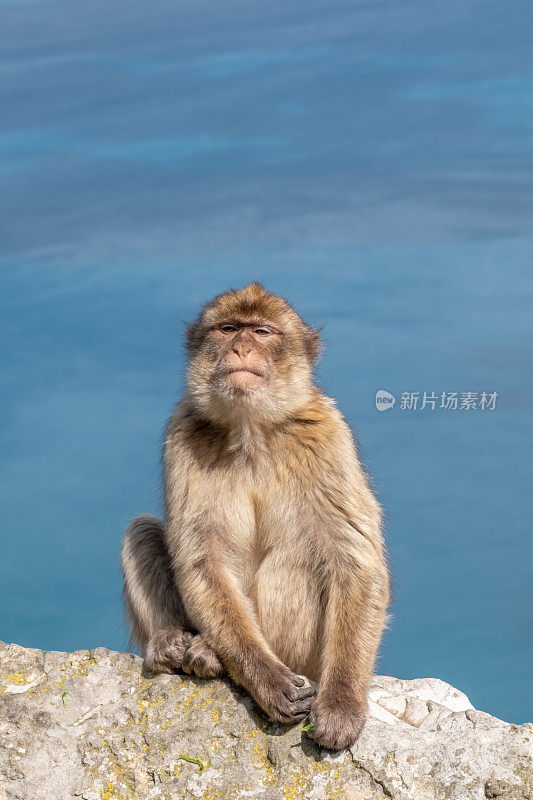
308 692 367 750
144 627 194 674
248 663 317 724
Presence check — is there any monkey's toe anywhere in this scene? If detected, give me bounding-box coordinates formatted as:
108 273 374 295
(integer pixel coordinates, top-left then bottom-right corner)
181 635 225 678
144 627 193 674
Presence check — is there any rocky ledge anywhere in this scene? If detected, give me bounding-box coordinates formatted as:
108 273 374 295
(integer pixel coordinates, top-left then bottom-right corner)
0 642 531 800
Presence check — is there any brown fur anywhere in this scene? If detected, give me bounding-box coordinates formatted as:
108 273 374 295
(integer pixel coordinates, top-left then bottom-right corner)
121 282 390 749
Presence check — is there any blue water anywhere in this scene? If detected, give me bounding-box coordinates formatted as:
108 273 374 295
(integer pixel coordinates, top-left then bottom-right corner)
1 0 532 724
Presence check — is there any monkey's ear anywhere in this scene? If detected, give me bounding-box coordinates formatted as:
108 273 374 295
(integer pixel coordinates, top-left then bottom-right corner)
304 328 322 363
186 321 203 352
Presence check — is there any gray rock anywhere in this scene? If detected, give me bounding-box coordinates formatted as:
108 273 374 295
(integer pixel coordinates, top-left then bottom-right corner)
0 641 531 800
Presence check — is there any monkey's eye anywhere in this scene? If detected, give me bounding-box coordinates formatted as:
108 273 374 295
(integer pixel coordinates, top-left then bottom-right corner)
220 324 238 333
254 327 272 336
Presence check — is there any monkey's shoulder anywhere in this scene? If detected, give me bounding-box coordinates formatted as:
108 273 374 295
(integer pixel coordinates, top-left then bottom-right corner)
164 400 231 468
263 394 364 487
278 392 354 448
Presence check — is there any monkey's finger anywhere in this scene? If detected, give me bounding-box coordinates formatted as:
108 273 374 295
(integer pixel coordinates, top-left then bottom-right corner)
284 684 316 701
277 709 309 724
275 695 314 721
287 673 305 687
289 698 315 716
286 686 316 702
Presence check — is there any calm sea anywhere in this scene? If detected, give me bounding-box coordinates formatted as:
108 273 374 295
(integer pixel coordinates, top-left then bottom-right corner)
1 0 532 723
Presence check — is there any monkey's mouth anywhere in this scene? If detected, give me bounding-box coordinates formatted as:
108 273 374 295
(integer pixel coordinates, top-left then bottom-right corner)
225 367 264 378
222 367 266 391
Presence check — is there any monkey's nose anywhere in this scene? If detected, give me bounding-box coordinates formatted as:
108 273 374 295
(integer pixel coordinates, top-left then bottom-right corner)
232 339 253 358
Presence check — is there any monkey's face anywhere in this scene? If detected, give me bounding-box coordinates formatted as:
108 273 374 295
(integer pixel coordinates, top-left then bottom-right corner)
186 284 320 424
192 315 294 400
211 319 281 392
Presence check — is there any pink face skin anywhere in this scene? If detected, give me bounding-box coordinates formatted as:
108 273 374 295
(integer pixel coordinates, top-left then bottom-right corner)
211 320 282 392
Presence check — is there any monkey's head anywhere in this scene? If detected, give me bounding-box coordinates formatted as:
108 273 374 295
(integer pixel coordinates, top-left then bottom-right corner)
186 283 320 425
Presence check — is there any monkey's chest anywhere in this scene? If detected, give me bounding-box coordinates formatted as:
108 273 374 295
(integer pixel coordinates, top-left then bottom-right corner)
216 471 317 582
248 495 324 679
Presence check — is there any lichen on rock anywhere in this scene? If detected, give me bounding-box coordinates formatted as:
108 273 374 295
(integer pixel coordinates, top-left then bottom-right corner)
0 641 531 800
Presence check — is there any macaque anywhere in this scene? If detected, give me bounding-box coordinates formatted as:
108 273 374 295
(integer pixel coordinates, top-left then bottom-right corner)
121 282 390 750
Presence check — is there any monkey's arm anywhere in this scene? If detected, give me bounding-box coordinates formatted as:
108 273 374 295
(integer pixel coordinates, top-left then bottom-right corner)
308 427 390 750
169 521 316 722
311 527 389 749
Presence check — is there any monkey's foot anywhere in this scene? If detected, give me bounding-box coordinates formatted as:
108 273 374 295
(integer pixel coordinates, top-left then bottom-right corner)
144 627 193 674
181 635 225 678
308 694 367 750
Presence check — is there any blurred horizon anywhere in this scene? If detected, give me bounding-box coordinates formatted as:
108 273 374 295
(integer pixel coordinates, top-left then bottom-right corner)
1 0 532 723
